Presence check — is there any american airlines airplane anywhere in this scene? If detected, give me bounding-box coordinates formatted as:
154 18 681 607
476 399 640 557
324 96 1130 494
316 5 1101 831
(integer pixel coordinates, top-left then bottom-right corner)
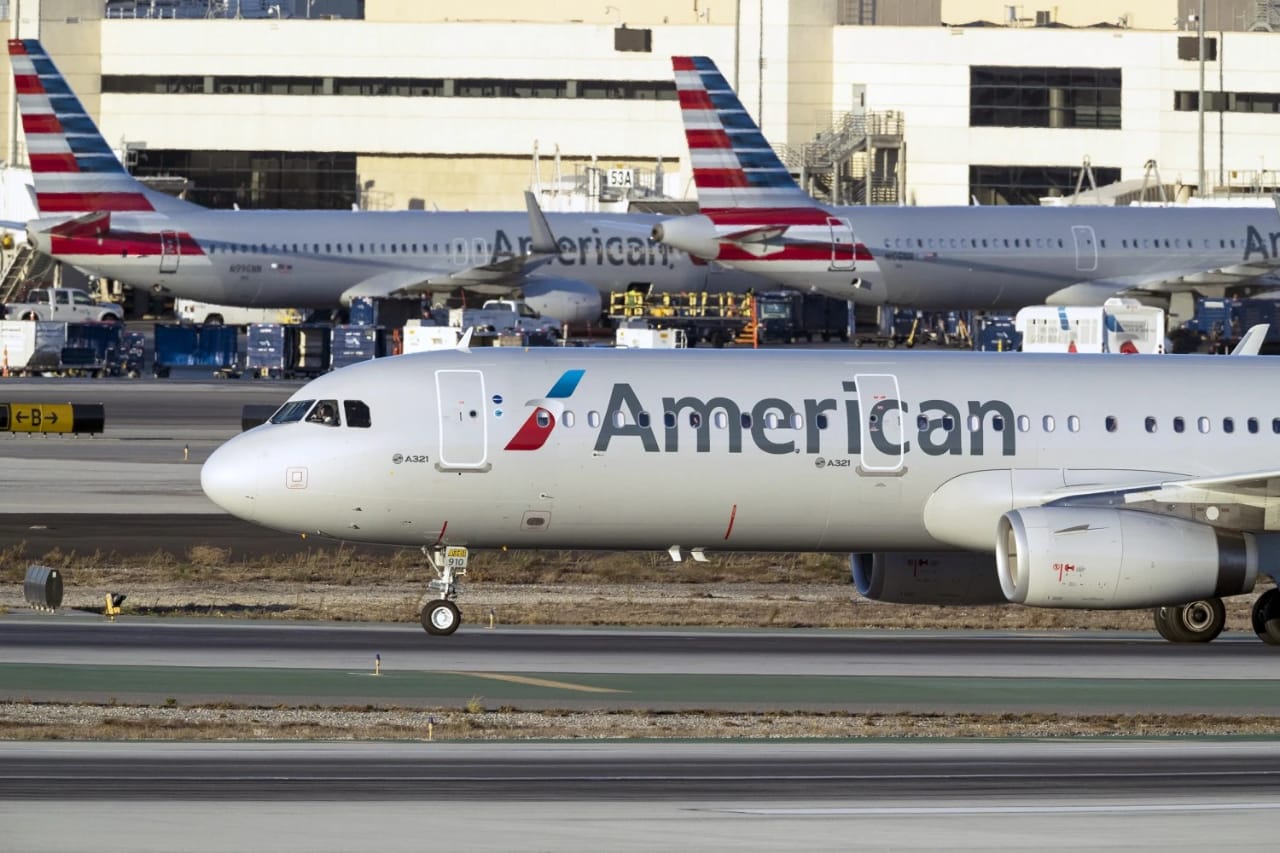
5 40 769 323
201 345 1280 645
651 56 1280 308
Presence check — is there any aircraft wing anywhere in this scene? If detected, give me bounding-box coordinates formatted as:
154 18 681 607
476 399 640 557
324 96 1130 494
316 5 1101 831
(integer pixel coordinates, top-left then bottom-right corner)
339 192 562 304
1045 469 1280 533
1046 256 1280 305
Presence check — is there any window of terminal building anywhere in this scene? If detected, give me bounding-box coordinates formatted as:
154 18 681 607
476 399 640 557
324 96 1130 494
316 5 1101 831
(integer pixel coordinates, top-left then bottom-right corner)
970 66 1121 129
131 149 357 210
1175 90 1280 114
578 80 676 100
211 76 324 95
334 78 444 97
454 79 568 98
103 75 205 94
969 165 1122 206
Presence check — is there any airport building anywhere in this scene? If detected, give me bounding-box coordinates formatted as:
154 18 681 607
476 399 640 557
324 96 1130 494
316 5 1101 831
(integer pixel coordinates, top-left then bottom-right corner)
2 0 1280 211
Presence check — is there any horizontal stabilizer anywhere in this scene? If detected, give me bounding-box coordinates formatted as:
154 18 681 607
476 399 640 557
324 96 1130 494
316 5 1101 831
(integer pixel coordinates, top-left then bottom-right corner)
1231 324 1269 356
46 210 111 238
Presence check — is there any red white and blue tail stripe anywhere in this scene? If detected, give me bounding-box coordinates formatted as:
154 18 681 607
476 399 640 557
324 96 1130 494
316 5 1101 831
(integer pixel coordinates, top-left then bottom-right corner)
8 39 196 217
672 56 813 212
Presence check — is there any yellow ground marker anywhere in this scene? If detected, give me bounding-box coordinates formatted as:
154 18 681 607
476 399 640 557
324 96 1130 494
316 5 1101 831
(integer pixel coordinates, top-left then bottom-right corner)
449 672 627 694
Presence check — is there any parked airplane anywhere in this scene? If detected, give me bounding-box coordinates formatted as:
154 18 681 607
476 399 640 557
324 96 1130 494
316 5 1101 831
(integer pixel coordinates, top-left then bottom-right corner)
652 56 1280 308
202 345 1280 644
6 40 769 323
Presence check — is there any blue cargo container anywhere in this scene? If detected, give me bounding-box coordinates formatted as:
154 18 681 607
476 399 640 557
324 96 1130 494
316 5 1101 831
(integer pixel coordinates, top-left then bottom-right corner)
246 323 288 377
975 315 1021 352
62 322 122 375
154 324 238 376
347 298 377 326
331 325 386 369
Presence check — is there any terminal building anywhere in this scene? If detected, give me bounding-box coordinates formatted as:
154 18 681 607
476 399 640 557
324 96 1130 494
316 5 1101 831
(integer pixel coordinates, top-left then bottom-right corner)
1 0 1280 214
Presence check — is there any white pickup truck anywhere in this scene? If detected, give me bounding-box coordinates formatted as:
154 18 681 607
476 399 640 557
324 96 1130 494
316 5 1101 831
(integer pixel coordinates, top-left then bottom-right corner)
6 288 124 323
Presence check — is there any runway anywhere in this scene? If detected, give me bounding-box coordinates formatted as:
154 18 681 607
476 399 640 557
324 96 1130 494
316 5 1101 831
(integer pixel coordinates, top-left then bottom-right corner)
2 741 1279 851
3 615 1278 712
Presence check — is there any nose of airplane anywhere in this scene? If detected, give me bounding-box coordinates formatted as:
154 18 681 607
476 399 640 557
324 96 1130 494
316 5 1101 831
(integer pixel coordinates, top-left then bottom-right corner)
201 439 258 522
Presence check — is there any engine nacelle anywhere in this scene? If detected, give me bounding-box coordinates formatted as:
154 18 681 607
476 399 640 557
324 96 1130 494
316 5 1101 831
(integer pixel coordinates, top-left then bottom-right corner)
649 214 721 260
520 278 603 326
851 551 1008 605
996 507 1257 609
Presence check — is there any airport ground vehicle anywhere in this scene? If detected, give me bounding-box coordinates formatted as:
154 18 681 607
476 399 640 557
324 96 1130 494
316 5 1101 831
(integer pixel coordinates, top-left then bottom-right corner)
753 291 849 344
174 298 302 326
607 290 751 347
5 288 123 323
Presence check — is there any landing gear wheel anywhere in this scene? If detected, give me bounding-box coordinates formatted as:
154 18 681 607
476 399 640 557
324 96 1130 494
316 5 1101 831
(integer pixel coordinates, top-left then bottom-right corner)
1251 588 1280 645
421 599 461 636
1153 598 1226 643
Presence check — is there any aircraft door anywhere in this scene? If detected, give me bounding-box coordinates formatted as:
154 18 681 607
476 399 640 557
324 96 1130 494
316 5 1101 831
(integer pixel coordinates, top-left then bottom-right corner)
159 230 180 273
829 217 856 270
1071 225 1098 272
435 369 490 471
855 373 905 473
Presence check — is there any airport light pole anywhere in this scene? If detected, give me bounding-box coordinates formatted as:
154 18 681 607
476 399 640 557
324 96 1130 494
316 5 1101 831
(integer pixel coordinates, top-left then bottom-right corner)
1197 0 1206 196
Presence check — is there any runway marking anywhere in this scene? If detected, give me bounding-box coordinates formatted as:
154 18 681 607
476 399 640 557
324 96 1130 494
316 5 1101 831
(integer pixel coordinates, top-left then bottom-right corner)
447 671 627 694
710 802 1280 817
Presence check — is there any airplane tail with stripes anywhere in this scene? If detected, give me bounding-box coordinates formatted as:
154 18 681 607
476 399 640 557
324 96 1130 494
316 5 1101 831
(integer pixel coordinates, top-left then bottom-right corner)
8 38 199 220
654 56 882 301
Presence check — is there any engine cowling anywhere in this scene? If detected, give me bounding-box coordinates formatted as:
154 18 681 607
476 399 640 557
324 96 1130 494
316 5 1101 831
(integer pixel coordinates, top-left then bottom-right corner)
649 214 721 260
520 278 603 326
996 507 1257 609
851 551 1008 605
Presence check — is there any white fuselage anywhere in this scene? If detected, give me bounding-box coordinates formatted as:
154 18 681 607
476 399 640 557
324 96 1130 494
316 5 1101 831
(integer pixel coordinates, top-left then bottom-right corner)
200 348 1278 554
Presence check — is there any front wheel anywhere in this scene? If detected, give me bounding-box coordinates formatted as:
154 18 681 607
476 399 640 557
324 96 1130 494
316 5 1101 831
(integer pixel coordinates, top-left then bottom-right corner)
421 599 461 636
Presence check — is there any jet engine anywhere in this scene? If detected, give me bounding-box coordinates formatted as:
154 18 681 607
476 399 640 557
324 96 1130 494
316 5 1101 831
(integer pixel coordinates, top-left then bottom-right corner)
521 277 603 326
649 215 720 260
996 506 1257 609
851 551 1008 605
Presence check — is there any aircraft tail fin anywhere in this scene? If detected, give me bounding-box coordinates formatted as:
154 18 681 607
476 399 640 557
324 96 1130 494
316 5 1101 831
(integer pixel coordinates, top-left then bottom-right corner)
672 56 813 212
8 39 201 218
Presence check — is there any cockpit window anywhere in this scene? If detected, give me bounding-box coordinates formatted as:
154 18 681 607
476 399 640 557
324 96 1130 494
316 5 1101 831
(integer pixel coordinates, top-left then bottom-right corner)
306 399 341 426
270 399 314 424
344 400 372 429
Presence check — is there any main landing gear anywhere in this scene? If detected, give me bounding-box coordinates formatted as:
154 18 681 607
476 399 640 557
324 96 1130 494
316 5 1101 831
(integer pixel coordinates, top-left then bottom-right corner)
1152 599 1226 643
1152 592 1280 644
419 545 466 636
1251 588 1280 646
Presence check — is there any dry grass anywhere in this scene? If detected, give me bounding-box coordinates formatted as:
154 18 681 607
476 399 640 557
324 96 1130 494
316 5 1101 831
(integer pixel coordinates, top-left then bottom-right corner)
3 702 1279 741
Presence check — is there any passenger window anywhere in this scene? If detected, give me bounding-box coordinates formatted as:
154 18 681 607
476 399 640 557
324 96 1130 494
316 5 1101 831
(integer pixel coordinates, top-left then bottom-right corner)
714 412 727 429
343 400 372 428
536 410 552 428
967 414 980 432
1145 416 1157 433
1105 416 1117 433
1174 417 1186 434
992 416 1004 432
563 411 575 428
791 413 803 429
815 414 828 430
741 413 752 429
1198 417 1210 434
1067 415 1080 433
1273 417 1280 434
663 412 676 429
689 412 703 428
637 412 651 429
587 411 601 428
764 413 780 429
612 411 625 428
306 400 341 427
1223 417 1234 434
1043 415 1055 432
270 399 314 424
1017 415 1030 432
942 416 955 431
1248 417 1259 434
917 415 929 431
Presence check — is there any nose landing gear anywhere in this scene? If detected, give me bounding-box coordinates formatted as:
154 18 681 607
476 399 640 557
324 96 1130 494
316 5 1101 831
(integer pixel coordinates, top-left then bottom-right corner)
419 545 467 636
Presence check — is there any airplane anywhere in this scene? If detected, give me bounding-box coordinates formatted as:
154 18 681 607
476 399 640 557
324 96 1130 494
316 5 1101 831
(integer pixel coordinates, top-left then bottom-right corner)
202 342 1280 645
651 55 1280 309
5 39 772 324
